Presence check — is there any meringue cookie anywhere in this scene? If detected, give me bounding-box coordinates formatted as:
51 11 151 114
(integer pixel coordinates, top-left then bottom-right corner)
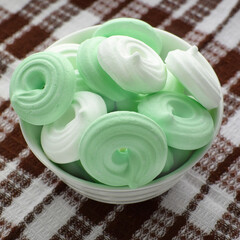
98 36 167 94
165 46 221 109
79 111 168 188
10 52 75 125
93 18 162 54
45 43 79 69
41 91 107 164
138 91 214 150
76 37 133 101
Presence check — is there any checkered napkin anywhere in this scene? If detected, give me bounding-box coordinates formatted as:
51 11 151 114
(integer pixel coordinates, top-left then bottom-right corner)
0 0 240 239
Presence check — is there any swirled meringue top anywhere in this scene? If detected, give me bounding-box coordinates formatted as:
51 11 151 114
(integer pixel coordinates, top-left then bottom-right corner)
79 111 168 188
138 91 214 150
9 52 76 125
93 18 162 54
41 91 107 164
76 36 133 101
98 36 167 94
165 46 222 110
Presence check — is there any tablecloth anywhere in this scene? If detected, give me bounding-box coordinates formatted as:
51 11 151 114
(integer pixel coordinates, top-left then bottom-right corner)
0 0 240 239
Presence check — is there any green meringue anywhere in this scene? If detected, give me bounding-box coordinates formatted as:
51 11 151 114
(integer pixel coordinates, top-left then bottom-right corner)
138 91 214 150
10 52 76 125
93 18 162 54
41 91 107 164
76 37 133 101
79 111 168 188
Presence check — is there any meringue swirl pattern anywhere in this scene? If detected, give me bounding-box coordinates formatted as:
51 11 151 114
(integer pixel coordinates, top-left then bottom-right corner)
138 91 214 150
10 52 76 125
76 37 133 101
93 18 162 54
79 111 168 188
41 91 107 164
98 36 167 94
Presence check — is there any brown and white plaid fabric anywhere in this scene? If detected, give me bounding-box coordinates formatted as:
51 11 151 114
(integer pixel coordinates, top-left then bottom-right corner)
0 0 240 239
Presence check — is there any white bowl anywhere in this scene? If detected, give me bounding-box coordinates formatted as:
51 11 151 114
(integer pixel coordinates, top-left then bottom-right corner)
20 26 223 204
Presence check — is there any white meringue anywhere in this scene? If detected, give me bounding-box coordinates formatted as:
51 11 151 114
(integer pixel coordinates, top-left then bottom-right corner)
165 46 221 110
41 91 107 164
97 35 167 94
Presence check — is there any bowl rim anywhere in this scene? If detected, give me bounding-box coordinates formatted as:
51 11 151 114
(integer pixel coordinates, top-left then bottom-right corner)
20 25 223 192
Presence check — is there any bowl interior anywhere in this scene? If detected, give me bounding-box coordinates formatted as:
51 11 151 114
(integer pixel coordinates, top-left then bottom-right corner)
20 26 223 192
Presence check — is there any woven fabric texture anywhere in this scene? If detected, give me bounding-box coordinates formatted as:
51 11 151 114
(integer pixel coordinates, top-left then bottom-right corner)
0 0 240 239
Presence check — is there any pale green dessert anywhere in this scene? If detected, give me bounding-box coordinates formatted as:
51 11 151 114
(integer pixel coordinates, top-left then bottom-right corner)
138 91 214 150
76 37 133 101
79 111 168 188
10 52 76 125
41 91 107 164
93 18 162 54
